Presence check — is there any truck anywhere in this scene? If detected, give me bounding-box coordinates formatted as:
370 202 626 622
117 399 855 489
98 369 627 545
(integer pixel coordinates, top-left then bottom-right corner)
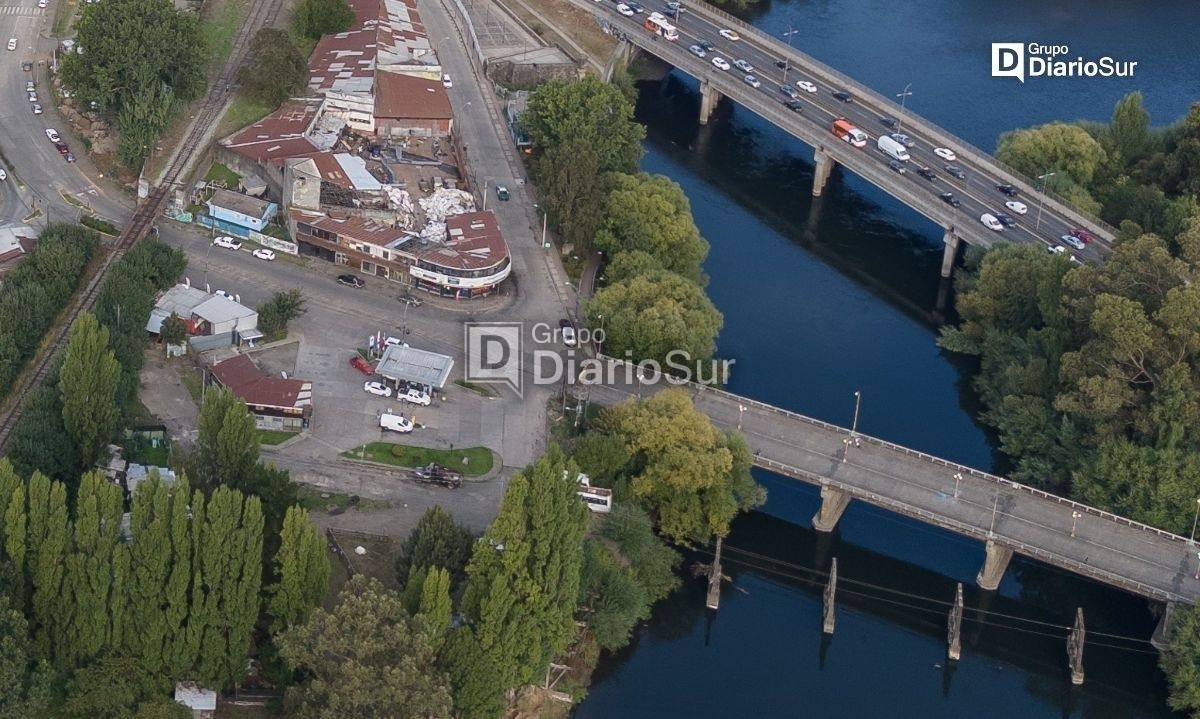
877 134 910 162
411 463 463 489
832 119 867 148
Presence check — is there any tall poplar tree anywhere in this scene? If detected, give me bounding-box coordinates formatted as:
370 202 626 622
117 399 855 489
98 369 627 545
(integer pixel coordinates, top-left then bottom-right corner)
0 461 26 606
266 506 330 632
25 472 68 657
59 313 121 466
418 567 452 644
60 472 123 664
125 477 174 668
195 389 258 491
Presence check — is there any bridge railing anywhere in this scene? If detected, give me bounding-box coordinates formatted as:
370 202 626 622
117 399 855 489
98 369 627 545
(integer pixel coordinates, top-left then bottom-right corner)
598 356 1192 546
669 1 1118 240
755 456 1186 602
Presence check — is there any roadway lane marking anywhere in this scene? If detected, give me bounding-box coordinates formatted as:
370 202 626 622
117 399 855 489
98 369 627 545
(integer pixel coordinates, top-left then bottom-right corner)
0 5 43 14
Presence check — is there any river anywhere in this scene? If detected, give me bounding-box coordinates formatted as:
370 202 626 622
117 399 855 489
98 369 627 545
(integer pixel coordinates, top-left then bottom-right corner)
572 1 1200 716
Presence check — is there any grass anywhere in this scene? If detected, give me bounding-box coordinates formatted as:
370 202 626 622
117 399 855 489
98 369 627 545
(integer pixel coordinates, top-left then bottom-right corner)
454 378 498 398
257 428 297 445
298 486 392 513
342 443 494 476
80 215 119 235
205 162 241 189
216 94 273 139
201 0 249 70
126 398 160 429
502 0 614 72
175 363 204 405
125 439 171 467
52 0 78 36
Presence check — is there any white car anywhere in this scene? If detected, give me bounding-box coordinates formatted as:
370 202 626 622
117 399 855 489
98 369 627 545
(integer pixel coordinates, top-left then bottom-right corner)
364 381 392 397
398 387 432 406
687 44 706 58
212 235 242 250
733 59 753 73
719 29 740 41
37 0 46 7
27 92 37 103
0 169 6 181
980 213 1004 231
214 289 234 300
1061 234 1086 250
252 248 275 261
380 411 414 433
711 56 731 71
1005 200 1028 215
32 104 42 115
1048 245 1066 255
441 74 452 88
616 2 634 15
934 147 957 161
796 80 817 94
45 129 60 143
743 75 761 88
7 39 16 52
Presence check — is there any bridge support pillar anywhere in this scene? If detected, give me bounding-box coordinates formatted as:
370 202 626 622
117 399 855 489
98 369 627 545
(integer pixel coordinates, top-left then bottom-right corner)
699 79 722 125
975 539 1013 591
941 229 961 279
813 146 836 197
706 536 723 610
812 483 850 533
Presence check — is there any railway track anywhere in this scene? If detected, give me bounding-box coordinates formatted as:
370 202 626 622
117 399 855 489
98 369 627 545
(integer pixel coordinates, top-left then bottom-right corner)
0 0 286 451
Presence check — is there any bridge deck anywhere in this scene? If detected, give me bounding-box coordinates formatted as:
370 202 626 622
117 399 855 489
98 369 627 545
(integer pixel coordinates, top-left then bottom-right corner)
586 363 1197 603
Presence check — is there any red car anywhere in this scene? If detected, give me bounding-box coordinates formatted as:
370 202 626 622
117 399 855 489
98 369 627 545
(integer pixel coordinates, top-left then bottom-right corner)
1070 227 1096 244
350 355 375 375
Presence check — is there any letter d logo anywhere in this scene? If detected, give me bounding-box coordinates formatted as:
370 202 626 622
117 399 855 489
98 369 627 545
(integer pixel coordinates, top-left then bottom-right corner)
991 43 1025 82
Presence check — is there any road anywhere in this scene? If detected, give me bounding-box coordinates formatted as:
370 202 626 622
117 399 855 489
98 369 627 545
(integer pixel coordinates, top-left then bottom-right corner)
577 0 1110 261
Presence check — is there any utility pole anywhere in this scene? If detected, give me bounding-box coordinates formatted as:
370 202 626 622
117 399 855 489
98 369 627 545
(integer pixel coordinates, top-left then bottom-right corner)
896 84 913 132
781 27 798 83
1036 171 1056 231
850 390 862 436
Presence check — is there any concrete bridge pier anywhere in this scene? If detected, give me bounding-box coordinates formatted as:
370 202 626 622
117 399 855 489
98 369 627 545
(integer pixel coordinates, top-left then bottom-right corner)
812 483 851 532
941 229 961 279
699 79 722 125
976 539 1013 591
813 146 836 197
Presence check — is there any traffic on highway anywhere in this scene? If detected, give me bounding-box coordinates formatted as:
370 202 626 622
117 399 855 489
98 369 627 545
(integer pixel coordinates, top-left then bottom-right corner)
594 0 1109 262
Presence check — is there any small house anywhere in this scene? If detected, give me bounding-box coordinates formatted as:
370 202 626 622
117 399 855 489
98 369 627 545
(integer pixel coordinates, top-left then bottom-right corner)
207 189 278 233
173 682 217 719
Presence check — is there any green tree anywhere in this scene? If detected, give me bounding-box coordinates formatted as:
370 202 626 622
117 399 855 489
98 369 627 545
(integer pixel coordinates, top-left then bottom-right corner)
267 506 330 632
600 388 766 544
26 472 69 657
0 461 26 606
159 313 187 348
0 595 50 719
238 28 308 107
533 139 607 251
394 505 475 591
294 0 355 39
163 477 195 678
459 448 588 696
524 75 645 175
586 270 724 366
238 463 299 582
60 472 124 665
570 432 631 488
444 626 506 719
599 503 681 603
277 575 453 719
418 567 452 643
604 249 665 285
1109 91 1151 167
124 477 174 669
59 313 121 466
195 388 259 491
594 173 710 282
131 699 191 719
256 288 308 338
996 122 1107 189
1163 604 1200 717
578 540 648 651
62 656 165 719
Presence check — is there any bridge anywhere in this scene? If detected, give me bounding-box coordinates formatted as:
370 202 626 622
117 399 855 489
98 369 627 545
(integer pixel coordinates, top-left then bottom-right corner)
563 0 1117 276
580 359 1199 606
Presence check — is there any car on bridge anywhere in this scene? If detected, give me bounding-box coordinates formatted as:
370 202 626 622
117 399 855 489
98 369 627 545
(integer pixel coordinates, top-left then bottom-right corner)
888 160 906 175
994 212 1017 228
688 44 706 58
1005 200 1028 214
1061 234 1086 250
733 59 753 73
890 133 914 148
783 100 804 113
665 1 681 11
943 164 966 180
626 1 644 12
796 80 817 93
213 236 242 251
879 116 898 129
616 2 634 15
917 166 937 181
980 213 1004 231
743 75 761 88
779 84 799 99
719 29 740 41
832 90 853 103
698 40 714 52
996 184 1020 197
1070 227 1096 244
939 192 961 208
711 56 730 71
934 147 957 161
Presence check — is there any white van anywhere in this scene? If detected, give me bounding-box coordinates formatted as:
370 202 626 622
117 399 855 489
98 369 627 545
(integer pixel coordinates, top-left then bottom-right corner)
877 134 910 162
380 411 414 433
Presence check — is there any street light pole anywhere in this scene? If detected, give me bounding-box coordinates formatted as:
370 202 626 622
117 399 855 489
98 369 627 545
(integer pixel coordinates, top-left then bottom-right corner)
1191 498 1200 543
851 390 862 436
781 27 798 83
896 83 913 132
1071 511 1082 537
953 472 962 499
1036 171 1056 231
738 404 747 430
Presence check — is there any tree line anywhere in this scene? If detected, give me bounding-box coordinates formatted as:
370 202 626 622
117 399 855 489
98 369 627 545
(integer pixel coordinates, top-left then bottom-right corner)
0 224 98 403
996 94 1200 243
523 76 724 367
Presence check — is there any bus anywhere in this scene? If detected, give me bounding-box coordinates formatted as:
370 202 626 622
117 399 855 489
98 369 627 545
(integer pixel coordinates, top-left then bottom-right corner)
644 12 679 41
831 118 867 148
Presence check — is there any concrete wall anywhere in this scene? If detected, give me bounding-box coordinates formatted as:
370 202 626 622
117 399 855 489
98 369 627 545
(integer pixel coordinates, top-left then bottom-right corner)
216 146 286 204
376 117 453 137
485 59 579 88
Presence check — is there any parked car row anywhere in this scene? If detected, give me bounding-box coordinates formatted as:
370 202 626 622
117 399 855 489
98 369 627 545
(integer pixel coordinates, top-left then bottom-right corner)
211 235 275 260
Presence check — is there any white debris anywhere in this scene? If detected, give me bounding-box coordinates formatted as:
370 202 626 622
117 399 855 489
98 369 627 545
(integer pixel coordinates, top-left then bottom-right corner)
354 545 367 555
418 188 476 223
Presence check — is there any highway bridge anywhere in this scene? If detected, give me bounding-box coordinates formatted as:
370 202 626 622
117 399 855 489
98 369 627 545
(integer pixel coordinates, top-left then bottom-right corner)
582 358 1199 607
564 0 1117 273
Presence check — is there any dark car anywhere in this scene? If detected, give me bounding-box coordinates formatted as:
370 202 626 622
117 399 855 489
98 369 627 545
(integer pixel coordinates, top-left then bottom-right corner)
890 133 915 147
994 212 1017 228
54 142 69 155
940 192 961 208
944 164 966 180
349 355 375 375
997 184 1020 197
888 159 906 174
698 40 714 52
778 84 798 99
917 166 937 181
337 274 365 288
832 90 853 103
65 153 76 163
22 60 32 71
879 116 898 129
626 1 643 12
1070 227 1096 244
783 99 803 113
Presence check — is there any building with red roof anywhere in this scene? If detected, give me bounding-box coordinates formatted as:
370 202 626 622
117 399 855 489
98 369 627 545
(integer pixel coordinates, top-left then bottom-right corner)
209 354 313 431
